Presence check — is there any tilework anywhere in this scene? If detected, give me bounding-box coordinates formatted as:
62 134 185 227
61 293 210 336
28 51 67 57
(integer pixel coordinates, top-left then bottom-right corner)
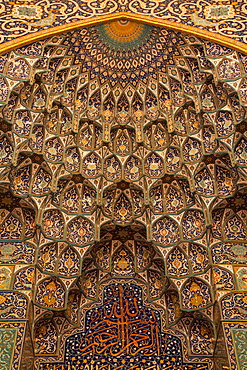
0 321 26 370
0 328 17 370
38 283 209 370
32 232 214 368
0 19 246 370
231 328 247 370
0 1 247 46
221 292 247 320
1 24 247 250
234 266 247 290
223 322 247 370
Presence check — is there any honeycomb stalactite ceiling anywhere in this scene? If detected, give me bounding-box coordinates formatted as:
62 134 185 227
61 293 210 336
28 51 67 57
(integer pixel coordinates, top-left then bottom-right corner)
1 20 247 246
1 20 247 370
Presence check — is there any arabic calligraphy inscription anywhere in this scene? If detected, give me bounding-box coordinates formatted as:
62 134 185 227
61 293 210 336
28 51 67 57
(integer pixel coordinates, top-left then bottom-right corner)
40 283 209 370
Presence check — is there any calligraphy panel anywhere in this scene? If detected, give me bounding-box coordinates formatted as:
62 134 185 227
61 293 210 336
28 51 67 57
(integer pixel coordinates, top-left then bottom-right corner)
40 283 209 370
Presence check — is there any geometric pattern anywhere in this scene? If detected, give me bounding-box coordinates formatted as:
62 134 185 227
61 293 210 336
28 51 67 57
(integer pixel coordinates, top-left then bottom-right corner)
1 23 247 247
0 18 246 370
1 0 247 48
0 321 26 370
231 327 247 370
0 328 17 370
31 229 216 368
223 322 247 370
39 283 209 370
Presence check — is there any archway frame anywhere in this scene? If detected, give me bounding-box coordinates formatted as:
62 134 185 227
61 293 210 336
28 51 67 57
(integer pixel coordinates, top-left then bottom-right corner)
0 11 245 370
1 12 247 55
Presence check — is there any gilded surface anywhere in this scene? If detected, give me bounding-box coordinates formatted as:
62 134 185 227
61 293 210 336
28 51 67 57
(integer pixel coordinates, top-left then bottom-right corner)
0 17 246 370
40 283 209 370
0 0 247 47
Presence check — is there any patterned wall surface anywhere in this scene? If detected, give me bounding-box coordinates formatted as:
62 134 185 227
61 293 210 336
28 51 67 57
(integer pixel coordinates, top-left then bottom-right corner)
0 0 247 48
40 283 209 370
0 321 27 370
0 18 247 370
223 322 247 370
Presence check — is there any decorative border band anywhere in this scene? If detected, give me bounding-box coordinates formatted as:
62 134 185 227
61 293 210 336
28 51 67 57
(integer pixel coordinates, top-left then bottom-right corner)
1 13 247 55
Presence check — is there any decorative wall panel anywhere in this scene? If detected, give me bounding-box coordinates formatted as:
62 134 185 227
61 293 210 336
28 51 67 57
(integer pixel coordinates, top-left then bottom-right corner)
0 15 246 370
1 0 247 49
223 322 247 370
39 283 210 370
0 321 26 370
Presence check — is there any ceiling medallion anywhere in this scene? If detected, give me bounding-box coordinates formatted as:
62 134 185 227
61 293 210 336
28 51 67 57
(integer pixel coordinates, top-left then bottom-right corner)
96 19 152 50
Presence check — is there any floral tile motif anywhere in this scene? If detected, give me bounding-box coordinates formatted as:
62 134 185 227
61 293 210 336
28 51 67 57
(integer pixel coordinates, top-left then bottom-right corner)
223 322 247 370
0 1 247 46
0 321 26 370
